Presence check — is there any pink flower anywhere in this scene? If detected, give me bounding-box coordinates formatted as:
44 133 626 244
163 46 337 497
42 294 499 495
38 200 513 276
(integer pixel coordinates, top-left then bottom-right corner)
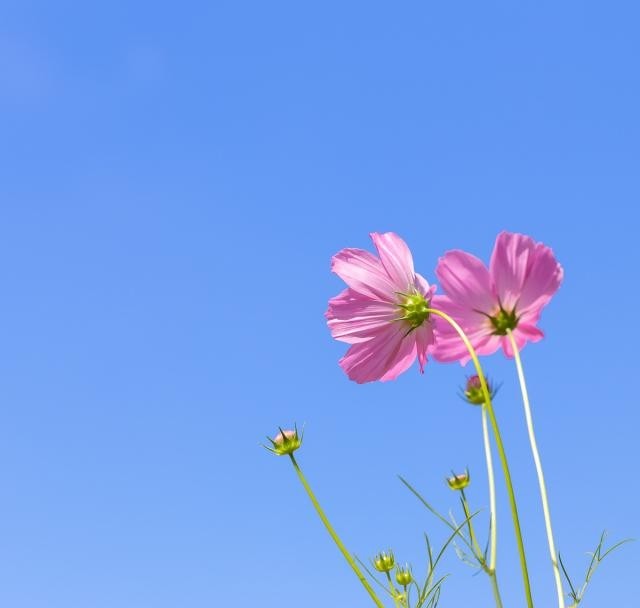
432 231 563 364
326 232 437 383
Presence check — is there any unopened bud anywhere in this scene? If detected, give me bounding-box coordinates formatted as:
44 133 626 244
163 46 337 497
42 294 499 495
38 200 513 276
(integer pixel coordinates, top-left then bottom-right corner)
373 550 395 573
265 425 303 456
395 564 412 586
447 469 470 491
464 375 499 405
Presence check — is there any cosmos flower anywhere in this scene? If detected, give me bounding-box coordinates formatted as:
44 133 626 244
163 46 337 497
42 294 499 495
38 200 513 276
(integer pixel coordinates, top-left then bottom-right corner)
432 231 563 364
326 232 437 383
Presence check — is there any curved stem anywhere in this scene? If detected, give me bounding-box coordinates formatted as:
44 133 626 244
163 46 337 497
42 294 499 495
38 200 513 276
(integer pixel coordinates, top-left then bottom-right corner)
426 308 534 608
506 329 565 608
288 454 386 608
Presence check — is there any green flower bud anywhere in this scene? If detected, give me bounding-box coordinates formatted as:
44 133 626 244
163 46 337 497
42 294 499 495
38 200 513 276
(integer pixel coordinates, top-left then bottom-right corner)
463 375 499 406
447 469 470 491
373 550 395 573
395 564 412 586
265 425 303 456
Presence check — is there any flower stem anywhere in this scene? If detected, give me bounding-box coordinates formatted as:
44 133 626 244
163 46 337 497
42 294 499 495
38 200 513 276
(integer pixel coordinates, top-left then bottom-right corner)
426 308 534 608
462 486 504 608
506 330 565 608
385 571 401 608
489 570 504 608
481 403 498 572
288 454 386 608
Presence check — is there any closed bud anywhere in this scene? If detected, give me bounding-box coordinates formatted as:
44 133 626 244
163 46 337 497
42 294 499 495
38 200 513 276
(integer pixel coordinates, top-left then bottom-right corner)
463 375 499 405
395 564 412 586
265 425 303 456
373 550 395 573
447 469 471 491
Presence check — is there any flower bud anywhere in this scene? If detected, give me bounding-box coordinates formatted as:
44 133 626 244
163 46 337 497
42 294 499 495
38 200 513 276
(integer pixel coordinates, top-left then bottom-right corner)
395 564 412 586
373 550 395 573
463 375 499 405
265 425 303 455
447 469 470 491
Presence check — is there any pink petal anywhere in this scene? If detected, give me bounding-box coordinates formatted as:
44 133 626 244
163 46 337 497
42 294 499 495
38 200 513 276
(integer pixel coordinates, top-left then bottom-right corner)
370 232 416 292
414 322 435 372
415 272 436 299
338 323 416 383
326 288 397 344
331 248 397 302
432 324 501 365
502 323 544 357
500 323 544 357
516 242 563 315
379 333 419 381
489 232 536 311
430 293 490 333
435 250 496 316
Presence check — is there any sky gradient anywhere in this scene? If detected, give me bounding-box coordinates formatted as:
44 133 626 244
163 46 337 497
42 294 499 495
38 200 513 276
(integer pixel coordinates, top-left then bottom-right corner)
0 2 638 607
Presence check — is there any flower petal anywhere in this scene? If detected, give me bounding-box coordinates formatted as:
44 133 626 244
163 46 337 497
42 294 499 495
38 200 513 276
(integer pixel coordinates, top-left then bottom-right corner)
435 250 496 316
432 323 501 365
379 332 420 381
414 322 435 373
501 322 544 357
489 231 536 311
415 272 436 299
331 248 397 301
326 288 397 344
370 232 416 292
338 323 416 383
430 293 490 332
516 242 563 315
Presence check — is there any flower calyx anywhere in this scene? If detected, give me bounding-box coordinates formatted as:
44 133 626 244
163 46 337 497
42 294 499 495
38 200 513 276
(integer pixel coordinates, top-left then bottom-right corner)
447 469 471 491
264 425 303 456
489 306 518 335
463 375 500 406
396 291 430 330
395 564 412 587
373 550 395 573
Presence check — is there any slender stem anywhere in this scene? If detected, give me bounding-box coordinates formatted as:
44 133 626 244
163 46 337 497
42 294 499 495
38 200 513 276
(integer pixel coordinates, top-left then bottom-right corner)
489 570 505 608
506 329 565 608
385 571 401 608
481 404 498 572
426 308 534 608
460 491 482 558
288 454 386 608
462 491 504 608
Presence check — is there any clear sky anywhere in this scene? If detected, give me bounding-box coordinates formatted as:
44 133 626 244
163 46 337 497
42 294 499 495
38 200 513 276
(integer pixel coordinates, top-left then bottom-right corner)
0 1 638 607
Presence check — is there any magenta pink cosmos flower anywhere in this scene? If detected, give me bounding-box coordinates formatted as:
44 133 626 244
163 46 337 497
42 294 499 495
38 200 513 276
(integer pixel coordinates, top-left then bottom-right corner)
432 231 563 364
326 232 437 383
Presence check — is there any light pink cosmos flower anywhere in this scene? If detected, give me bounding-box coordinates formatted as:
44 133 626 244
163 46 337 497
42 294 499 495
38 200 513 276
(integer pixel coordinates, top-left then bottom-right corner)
326 232 437 383
432 231 563 364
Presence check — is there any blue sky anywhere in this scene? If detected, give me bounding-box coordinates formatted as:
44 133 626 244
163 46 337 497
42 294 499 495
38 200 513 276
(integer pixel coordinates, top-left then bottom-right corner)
0 1 638 607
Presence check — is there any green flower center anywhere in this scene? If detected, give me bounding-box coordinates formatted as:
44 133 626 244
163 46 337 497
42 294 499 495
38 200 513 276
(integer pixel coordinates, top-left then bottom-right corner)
398 292 430 329
489 307 518 335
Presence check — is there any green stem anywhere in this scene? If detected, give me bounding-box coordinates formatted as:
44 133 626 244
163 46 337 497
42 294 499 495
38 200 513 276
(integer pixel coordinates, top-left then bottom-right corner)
288 454 386 608
506 330 565 608
426 308 534 608
462 491 504 608
489 570 505 608
385 571 401 608
481 403 498 572
461 491 483 562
